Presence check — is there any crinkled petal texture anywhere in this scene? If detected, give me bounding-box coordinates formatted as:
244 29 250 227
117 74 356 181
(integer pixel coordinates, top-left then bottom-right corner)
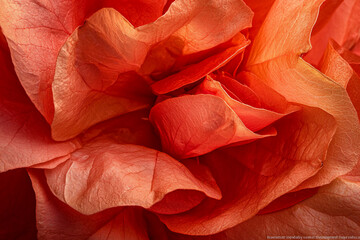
51 0 253 140
225 178 360 239
0 30 78 172
44 138 221 215
0 0 168 122
246 0 360 189
0 169 37 239
305 0 360 65
157 106 336 235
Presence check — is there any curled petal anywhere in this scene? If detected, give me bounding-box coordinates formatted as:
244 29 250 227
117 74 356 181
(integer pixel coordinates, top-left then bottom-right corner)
195 76 299 132
0 30 78 172
150 94 276 159
247 0 324 65
0 0 167 121
225 178 360 238
158 106 336 235
248 56 360 189
45 140 221 215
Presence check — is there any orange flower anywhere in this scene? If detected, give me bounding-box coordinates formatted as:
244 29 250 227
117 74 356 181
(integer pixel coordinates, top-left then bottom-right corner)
0 0 359 239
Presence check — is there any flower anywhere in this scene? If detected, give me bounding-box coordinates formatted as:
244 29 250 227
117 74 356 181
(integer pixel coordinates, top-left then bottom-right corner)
0 0 360 239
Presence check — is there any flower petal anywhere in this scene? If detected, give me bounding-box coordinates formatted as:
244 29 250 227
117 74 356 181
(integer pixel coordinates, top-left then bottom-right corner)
194 76 299 132
0 169 36 239
88 208 149 240
225 178 360 238
0 0 167 121
149 94 276 159
248 56 360 189
305 0 360 65
52 0 253 140
28 169 123 240
0 30 78 172
158 106 336 235
247 0 324 65
151 41 250 95
245 0 360 188
45 140 221 215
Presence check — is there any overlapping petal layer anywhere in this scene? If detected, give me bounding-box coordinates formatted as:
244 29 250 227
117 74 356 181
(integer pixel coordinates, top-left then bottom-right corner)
225 178 360 238
246 0 360 189
0 0 167 122
158 106 336 235
52 0 254 140
45 139 221 215
0 30 78 172
150 94 276 159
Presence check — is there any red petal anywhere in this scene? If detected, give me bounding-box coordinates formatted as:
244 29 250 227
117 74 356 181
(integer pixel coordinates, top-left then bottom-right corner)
305 0 360 65
151 42 250 95
149 94 276 159
195 76 299 132
0 30 78 172
158 106 336 235
0 169 36 239
45 139 221 215
257 187 319 215
225 178 360 238
88 208 149 240
0 0 167 121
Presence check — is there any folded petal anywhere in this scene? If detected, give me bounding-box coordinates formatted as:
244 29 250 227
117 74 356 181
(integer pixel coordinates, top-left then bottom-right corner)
0 0 167 121
45 139 221 215
225 178 360 238
248 55 360 189
0 169 36 239
245 0 360 189
52 0 253 140
0 30 78 172
320 40 360 120
151 41 250 95
305 0 360 65
158 106 336 235
194 76 299 132
149 94 276 159
88 208 149 240
247 0 324 65
28 169 124 240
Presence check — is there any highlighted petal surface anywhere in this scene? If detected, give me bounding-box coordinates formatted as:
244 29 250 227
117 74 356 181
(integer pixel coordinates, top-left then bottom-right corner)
0 30 78 172
45 140 221 215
